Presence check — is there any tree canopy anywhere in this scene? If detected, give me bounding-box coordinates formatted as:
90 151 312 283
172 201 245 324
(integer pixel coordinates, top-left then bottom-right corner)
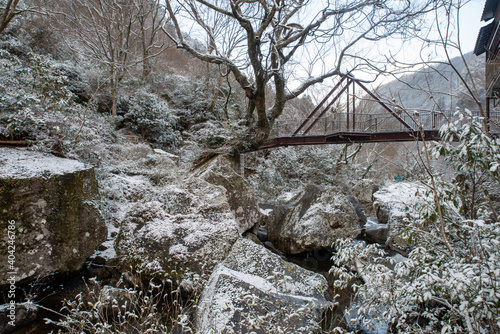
164 0 438 151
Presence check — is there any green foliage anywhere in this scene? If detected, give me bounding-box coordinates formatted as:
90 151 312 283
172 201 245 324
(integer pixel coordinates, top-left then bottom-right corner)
0 51 75 113
122 89 182 149
0 50 76 140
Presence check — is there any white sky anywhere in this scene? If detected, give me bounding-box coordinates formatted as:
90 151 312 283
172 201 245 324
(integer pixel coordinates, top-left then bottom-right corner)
459 0 485 53
174 0 487 91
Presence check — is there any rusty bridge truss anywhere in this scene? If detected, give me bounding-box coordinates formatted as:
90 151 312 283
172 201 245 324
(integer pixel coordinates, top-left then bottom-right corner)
260 76 500 149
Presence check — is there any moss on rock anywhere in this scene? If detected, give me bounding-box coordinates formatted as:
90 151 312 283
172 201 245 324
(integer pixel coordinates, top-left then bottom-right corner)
0 148 106 290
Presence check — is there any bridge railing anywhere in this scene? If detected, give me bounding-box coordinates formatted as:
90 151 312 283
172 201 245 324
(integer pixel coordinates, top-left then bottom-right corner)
271 110 500 138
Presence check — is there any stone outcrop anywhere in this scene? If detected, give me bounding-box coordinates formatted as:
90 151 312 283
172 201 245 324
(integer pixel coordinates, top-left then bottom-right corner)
116 194 240 294
196 238 334 333
191 155 261 233
363 222 389 244
0 148 106 290
352 179 379 204
267 185 361 254
116 155 262 293
346 195 367 227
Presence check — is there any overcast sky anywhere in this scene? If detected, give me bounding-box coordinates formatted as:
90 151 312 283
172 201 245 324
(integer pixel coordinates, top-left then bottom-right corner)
460 0 485 53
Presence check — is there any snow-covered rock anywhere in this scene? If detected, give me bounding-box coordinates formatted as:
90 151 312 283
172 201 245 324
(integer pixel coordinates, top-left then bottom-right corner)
351 179 379 204
0 148 106 288
373 182 425 255
195 238 334 333
267 185 361 254
115 171 250 291
111 154 266 294
363 218 388 244
191 155 262 234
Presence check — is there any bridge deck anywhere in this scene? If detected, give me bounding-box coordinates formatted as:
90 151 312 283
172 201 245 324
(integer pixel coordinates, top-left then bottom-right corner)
260 130 441 149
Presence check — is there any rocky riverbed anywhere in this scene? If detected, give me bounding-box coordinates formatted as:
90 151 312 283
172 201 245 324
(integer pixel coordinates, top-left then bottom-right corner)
0 143 415 333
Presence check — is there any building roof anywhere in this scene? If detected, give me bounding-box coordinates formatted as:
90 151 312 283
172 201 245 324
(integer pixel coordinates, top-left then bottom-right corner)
474 21 495 55
481 0 499 21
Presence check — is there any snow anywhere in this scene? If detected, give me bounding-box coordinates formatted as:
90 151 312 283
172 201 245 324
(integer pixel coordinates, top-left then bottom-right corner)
373 181 427 217
0 148 87 178
259 208 273 215
197 239 332 333
277 190 300 202
214 266 322 304
153 148 178 159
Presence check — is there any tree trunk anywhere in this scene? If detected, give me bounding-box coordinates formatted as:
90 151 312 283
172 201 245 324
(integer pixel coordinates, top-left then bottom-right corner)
110 68 117 116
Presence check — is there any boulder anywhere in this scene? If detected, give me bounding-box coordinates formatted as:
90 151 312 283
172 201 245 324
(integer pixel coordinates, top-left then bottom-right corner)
115 181 241 293
0 148 106 290
0 302 38 334
267 185 361 254
373 182 424 256
191 155 261 234
346 195 367 227
363 224 388 245
352 179 379 204
196 238 334 333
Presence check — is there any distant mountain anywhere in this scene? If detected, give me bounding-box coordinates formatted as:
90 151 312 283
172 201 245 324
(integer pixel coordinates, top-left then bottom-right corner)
372 52 485 112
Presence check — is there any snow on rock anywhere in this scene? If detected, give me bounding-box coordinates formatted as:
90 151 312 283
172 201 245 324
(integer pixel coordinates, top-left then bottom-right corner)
363 223 388 244
373 182 426 255
190 155 262 234
0 148 106 289
112 154 266 294
195 238 334 333
152 148 178 160
115 180 241 293
267 185 361 254
0 148 85 178
100 174 153 202
351 179 379 204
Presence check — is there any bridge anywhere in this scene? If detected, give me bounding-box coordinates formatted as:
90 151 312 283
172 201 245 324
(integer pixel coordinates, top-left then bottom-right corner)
260 76 500 149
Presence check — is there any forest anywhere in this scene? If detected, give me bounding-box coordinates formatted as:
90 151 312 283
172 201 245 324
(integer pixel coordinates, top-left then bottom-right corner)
0 0 499 333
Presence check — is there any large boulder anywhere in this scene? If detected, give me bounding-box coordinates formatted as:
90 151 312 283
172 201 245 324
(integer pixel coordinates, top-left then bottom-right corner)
196 238 334 333
191 155 261 233
114 154 264 294
372 182 424 256
115 180 241 293
0 148 106 290
267 185 361 254
363 219 389 245
352 179 379 204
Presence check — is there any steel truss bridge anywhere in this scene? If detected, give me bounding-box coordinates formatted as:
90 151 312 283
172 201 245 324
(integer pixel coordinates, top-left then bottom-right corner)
260 76 499 149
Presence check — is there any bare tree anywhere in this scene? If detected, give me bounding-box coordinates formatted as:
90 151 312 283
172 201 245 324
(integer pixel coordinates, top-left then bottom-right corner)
382 0 487 129
0 0 43 35
53 0 170 115
0 0 24 35
163 0 437 152
53 0 138 115
134 0 167 79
